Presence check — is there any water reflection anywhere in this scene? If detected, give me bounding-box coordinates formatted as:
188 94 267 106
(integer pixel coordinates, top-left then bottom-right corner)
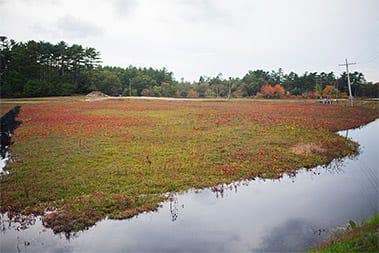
259 218 328 252
1 213 37 232
0 119 378 252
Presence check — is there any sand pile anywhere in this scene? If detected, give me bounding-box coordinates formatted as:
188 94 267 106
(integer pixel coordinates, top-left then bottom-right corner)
86 91 108 97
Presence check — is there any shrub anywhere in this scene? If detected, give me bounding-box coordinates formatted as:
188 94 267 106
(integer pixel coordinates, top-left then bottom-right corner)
260 84 286 98
322 85 339 98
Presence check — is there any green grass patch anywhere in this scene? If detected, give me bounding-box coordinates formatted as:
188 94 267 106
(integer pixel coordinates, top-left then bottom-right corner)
310 215 379 252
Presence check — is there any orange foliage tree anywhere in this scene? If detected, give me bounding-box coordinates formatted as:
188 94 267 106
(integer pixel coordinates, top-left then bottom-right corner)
322 85 339 98
260 84 286 98
273 84 285 97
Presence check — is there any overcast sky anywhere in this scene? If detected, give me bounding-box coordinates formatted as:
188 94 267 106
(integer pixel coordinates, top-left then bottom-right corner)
1 0 378 81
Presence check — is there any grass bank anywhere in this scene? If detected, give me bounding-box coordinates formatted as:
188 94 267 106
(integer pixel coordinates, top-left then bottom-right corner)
310 215 379 252
1 97 378 233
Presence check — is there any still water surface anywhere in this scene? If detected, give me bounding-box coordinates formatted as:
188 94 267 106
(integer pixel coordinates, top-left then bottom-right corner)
1 120 378 252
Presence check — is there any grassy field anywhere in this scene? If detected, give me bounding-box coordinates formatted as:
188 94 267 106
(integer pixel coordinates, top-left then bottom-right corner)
1 97 378 233
310 215 379 252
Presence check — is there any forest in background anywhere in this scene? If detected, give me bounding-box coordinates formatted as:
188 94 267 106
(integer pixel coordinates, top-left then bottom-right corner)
0 37 378 98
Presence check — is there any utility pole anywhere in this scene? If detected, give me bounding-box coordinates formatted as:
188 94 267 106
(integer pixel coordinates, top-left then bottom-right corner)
129 82 131 97
227 77 232 100
339 59 356 105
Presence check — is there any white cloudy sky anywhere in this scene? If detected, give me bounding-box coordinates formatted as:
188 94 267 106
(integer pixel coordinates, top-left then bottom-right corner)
1 0 378 81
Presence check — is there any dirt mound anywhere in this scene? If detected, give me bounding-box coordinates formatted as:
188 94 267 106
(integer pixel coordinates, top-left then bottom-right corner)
290 143 325 155
86 91 108 97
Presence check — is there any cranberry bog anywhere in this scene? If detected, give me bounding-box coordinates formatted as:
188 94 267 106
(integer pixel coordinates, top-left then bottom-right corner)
0 97 378 233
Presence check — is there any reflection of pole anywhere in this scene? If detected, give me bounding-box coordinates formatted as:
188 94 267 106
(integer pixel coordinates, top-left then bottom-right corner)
339 59 356 106
345 129 349 139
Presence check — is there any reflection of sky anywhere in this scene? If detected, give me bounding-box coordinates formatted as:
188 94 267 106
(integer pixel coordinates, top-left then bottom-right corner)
0 153 10 174
1 120 378 253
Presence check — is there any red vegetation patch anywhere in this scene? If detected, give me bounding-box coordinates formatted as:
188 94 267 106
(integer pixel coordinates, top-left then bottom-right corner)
15 102 154 140
200 102 378 131
215 165 237 175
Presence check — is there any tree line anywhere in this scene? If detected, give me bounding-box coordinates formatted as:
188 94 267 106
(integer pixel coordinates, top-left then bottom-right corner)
1 38 377 98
